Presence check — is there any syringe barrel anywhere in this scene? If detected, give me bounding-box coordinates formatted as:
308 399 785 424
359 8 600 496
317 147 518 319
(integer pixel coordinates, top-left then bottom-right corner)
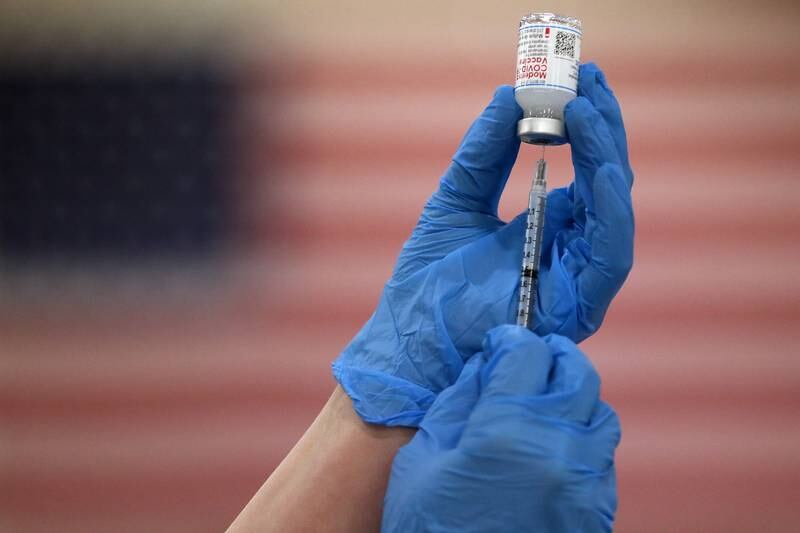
516 159 548 329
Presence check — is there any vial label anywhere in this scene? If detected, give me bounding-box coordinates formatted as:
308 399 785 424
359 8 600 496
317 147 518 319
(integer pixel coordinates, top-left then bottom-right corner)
515 23 582 94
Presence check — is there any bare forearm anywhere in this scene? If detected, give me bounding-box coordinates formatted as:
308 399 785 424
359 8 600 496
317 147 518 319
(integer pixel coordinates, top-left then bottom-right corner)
226 386 415 533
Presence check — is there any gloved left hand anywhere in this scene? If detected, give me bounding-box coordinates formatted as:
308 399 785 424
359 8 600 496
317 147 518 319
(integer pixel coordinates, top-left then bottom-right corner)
381 325 620 533
334 64 634 426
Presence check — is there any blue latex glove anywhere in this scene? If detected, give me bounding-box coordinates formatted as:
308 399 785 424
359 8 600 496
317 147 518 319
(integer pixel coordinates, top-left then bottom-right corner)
333 63 634 426
382 325 620 533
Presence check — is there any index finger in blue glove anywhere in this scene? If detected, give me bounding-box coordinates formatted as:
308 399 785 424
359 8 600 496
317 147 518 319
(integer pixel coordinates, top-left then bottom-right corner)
432 85 523 216
578 63 633 187
577 162 634 335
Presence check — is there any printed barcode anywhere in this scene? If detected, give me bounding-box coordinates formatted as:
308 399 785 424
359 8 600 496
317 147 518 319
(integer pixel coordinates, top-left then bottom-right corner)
554 31 576 58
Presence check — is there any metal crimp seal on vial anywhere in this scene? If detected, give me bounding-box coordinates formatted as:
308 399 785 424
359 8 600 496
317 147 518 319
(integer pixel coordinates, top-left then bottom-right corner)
517 117 567 145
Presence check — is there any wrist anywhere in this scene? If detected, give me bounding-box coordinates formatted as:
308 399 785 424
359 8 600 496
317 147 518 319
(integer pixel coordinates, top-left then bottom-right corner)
227 386 414 533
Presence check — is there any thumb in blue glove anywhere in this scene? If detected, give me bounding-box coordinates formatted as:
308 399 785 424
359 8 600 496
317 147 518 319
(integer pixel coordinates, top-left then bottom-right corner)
382 325 620 533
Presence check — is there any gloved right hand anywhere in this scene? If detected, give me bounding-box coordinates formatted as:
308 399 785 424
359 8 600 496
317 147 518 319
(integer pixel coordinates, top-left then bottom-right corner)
334 63 634 427
382 325 620 533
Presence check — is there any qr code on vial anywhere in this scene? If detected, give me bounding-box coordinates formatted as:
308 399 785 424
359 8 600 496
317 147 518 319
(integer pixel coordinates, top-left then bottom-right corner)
554 31 576 58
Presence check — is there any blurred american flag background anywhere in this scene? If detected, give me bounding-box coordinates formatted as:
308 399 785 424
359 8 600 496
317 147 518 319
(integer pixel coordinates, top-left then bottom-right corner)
2 1 799 531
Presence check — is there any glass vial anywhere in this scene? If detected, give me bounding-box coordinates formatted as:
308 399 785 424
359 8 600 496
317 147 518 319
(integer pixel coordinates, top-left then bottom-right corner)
514 12 582 145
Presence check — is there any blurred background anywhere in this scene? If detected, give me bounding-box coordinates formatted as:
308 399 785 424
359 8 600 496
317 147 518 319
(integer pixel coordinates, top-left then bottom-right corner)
2 1 799 531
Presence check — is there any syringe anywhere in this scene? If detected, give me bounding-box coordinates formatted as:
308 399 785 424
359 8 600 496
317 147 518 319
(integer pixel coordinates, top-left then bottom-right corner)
516 154 548 329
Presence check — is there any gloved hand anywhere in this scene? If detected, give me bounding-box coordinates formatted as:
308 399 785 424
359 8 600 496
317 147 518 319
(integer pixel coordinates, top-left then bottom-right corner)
333 63 634 426
382 325 620 533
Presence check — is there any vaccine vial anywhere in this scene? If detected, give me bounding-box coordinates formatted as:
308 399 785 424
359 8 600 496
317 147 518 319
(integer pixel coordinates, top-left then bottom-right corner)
514 12 582 145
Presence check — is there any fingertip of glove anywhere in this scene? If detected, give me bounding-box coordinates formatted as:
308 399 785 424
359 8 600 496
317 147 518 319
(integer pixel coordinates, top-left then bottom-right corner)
494 84 515 99
579 62 601 77
488 85 523 120
487 323 531 338
484 324 546 357
579 62 612 95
